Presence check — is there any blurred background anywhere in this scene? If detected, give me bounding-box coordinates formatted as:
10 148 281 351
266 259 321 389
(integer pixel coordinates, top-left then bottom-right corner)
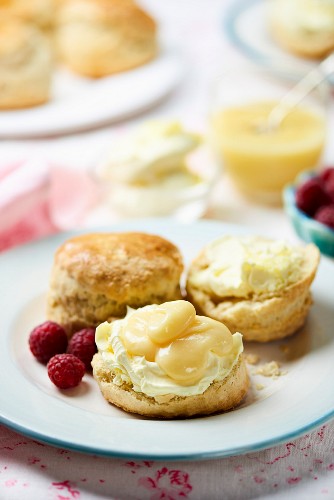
0 0 333 253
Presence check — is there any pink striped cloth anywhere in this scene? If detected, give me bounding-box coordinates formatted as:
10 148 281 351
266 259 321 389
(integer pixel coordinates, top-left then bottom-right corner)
0 160 100 252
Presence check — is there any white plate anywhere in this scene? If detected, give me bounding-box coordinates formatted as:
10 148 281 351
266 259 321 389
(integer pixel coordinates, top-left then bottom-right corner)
0 45 184 138
223 0 334 84
1 218 334 460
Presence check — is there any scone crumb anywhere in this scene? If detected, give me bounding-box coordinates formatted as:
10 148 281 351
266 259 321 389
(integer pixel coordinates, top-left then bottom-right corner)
245 353 260 365
255 383 265 391
254 361 287 379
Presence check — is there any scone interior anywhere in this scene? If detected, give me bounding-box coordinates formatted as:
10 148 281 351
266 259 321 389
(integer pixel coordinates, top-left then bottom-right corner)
47 232 184 336
92 300 249 418
186 236 320 342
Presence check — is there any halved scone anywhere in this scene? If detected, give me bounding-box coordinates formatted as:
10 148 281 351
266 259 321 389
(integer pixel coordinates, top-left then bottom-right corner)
92 300 249 418
186 236 320 342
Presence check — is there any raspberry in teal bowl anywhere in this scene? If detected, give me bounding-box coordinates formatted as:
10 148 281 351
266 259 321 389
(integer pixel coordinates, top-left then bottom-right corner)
283 171 334 258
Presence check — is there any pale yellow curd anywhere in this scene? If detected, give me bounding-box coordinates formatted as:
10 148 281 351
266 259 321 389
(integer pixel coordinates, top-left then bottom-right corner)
95 300 243 397
211 101 326 202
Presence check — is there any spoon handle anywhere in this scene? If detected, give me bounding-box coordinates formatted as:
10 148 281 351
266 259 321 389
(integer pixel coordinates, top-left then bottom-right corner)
265 52 334 132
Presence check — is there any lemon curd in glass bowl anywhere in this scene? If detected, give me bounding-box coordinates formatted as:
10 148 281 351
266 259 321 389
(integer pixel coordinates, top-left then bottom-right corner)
209 67 329 204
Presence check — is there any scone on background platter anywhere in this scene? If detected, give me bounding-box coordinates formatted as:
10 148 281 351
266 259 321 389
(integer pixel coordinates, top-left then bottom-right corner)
56 0 157 77
47 232 183 336
0 18 53 109
268 0 334 59
92 300 249 418
0 0 55 31
186 236 320 342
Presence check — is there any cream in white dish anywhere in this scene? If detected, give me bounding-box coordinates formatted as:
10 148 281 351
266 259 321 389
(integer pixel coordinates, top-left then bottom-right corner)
97 121 215 218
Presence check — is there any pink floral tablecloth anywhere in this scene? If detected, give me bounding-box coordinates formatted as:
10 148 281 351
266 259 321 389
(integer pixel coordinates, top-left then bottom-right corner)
1 421 334 499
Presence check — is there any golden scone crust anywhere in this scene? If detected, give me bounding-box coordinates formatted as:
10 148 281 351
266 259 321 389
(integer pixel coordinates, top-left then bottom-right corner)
0 0 55 30
47 232 183 335
186 243 320 342
92 352 249 418
0 18 53 109
56 0 157 77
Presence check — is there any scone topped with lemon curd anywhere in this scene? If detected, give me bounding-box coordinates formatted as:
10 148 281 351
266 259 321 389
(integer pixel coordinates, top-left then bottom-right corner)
92 300 248 418
47 232 183 336
186 236 320 342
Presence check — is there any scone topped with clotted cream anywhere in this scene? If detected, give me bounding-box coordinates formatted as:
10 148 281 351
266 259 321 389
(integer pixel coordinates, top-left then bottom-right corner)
92 300 248 418
186 236 320 342
269 0 334 58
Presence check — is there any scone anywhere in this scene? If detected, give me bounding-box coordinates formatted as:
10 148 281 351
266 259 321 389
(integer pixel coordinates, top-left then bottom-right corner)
186 236 320 342
56 0 157 77
268 0 334 59
0 18 53 109
47 232 183 336
92 300 249 418
0 0 55 30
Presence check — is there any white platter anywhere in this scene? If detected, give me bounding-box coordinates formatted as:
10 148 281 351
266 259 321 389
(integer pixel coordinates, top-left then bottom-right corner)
1 218 334 460
223 0 334 84
0 45 184 138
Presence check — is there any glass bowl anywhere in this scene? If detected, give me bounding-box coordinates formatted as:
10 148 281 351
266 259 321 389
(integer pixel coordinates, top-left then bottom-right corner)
208 64 330 205
97 146 219 222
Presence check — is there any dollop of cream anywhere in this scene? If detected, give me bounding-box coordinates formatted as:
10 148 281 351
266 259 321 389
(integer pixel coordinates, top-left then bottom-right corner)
95 300 243 397
188 236 305 298
98 121 201 185
271 0 334 33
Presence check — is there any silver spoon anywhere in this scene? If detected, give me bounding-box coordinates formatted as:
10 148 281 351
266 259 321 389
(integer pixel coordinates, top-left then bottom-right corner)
259 52 334 133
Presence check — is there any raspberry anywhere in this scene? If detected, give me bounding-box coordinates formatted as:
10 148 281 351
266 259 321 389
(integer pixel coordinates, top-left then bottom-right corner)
295 177 331 216
319 167 334 184
324 176 334 203
67 328 97 370
47 353 85 389
29 321 68 364
314 205 334 230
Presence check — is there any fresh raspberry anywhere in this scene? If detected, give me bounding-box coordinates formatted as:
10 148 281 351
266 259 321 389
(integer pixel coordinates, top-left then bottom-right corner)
29 321 68 364
47 353 85 389
67 328 97 370
314 205 334 230
323 176 334 203
295 177 331 216
319 167 334 184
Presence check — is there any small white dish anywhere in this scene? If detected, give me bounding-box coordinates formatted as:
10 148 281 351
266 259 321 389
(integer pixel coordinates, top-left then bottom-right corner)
1 218 334 459
99 147 219 221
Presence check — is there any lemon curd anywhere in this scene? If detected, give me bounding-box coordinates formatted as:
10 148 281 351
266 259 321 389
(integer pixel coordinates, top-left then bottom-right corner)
95 300 243 397
211 101 326 202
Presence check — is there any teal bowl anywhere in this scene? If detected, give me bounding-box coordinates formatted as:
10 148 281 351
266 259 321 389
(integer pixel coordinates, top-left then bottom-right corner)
283 176 334 258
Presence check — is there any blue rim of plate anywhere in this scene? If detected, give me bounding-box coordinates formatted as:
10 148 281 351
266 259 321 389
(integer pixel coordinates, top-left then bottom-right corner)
1 405 334 461
1 218 334 461
224 0 269 64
